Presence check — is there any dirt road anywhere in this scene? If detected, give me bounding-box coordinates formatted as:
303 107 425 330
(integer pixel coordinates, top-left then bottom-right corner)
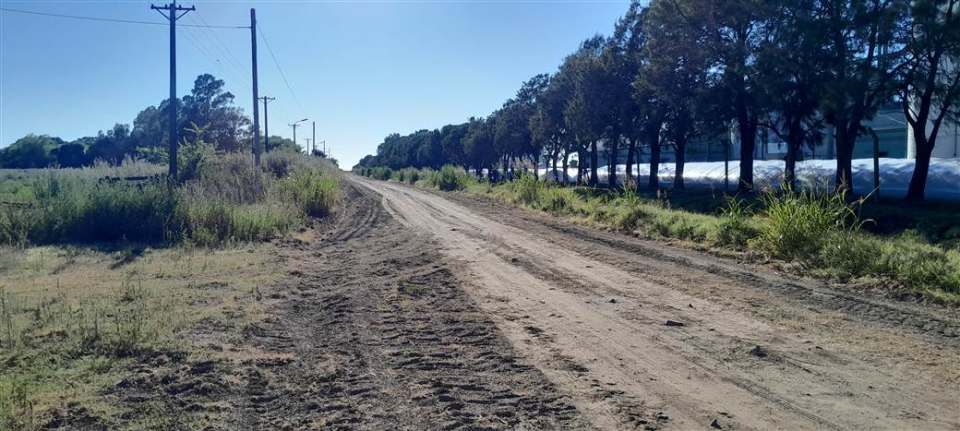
351 175 960 431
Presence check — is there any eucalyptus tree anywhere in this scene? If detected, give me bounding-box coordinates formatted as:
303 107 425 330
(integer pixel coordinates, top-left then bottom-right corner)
900 0 960 201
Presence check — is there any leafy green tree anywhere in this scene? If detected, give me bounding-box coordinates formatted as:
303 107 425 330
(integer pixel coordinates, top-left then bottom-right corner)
0 134 61 168
51 143 87 168
564 36 608 186
900 0 960 201
463 117 497 178
181 74 251 153
87 124 134 165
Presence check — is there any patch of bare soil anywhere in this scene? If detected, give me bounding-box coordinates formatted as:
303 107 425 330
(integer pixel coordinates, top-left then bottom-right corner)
354 176 960 431
111 182 588 430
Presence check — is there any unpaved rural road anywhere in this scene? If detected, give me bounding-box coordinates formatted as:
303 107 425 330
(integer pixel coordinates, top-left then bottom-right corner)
347 175 960 431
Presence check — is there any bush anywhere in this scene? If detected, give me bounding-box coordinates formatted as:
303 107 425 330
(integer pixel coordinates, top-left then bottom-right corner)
511 173 543 206
754 189 861 259
277 170 339 217
172 197 299 246
426 165 472 191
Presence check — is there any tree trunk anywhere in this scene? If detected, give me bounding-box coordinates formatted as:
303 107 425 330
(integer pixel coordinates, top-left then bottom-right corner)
551 149 559 182
784 138 799 190
649 133 661 190
626 137 636 187
834 126 855 195
589 141 599 187
906 135 933 202
562 151 570 186
674 139 686 190
608 137 619 189
738 121 757 192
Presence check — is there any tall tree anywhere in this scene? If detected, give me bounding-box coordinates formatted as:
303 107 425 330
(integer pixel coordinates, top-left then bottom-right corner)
758 0 829 188
900 0 960 201
819 0 908 194
641 0 714 189
705 0 773 191
181 74 251 153
565 36 608 186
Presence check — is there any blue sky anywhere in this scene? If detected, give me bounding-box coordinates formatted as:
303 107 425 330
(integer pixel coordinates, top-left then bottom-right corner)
1 1 629 167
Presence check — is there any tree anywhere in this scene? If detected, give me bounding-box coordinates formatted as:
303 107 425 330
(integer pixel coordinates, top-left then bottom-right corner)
564 36 608 186
819 0 908 194
88 124 135 165
900 0 960 201
463 117 497 178
757 0 829 188
704 0 773 191
181 74 251 153
439 123 469 167
641 0 715 189
51 143 87 168
0 134 61 168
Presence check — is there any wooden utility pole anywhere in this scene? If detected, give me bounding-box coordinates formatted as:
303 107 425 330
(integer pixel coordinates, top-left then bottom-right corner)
259 96 275 152
151 2 194 180
312 121 316 155
250 8 261 166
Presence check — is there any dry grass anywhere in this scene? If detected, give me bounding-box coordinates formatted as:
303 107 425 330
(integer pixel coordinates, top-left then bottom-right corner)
0 243 285 429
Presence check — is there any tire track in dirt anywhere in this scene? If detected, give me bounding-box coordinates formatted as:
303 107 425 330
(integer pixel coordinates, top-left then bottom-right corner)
354 175 960 431
224 182 589 429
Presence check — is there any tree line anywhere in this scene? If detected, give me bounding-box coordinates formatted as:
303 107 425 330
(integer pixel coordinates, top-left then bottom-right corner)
354 0 960 201
0 74 301 170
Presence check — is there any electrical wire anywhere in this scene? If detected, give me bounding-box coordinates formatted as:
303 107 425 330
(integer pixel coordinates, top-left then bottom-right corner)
0 6 247 29
257 22 307 116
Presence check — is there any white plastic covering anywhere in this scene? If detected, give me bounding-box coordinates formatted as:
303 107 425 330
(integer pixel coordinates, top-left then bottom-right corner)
539 158 960 200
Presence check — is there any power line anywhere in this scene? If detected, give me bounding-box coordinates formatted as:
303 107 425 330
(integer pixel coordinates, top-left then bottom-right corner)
257 22 307 116
0 6 247 29
182 19 251 88
192 11 250 78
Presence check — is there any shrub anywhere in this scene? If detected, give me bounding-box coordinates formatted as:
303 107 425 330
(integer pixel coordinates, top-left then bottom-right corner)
511 173 543 206
277 170 340 217
754 189 862 260
0 152 339 247
427 165 472 191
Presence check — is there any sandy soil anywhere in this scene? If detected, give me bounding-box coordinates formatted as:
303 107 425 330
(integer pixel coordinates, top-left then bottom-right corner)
108 177 959 430
351 175 960 431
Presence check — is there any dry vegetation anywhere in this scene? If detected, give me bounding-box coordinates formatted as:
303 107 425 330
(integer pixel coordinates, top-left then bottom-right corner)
0 242 285 429
0 151 340 429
